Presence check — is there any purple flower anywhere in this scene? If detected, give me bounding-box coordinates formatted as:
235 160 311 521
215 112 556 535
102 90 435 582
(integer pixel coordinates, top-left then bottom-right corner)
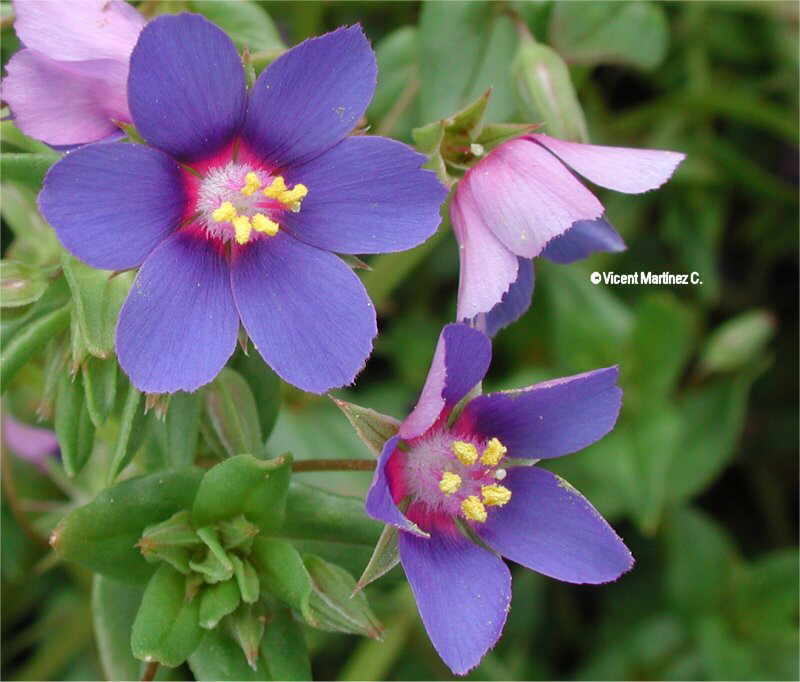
38 14 446 395
365 323 632 675
451 134 685 335
2 413 60 471
1 0 145 146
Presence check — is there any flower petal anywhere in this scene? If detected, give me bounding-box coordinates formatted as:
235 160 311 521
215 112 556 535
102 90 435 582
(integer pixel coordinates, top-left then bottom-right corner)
365 436 428 537
541 217 626 264
1 50 130 146
478 467 633 584
399 531 511 675
116 232 238 393
532 133 685 194
38 143 185 270
451 183 521 321
281 136 446 254
472 258 534 337
463 137 604 259
400 323 491 440
13 0 144 62
128 13 246 162
456 366 621 459
2 413 59 470
243 25 376 168
230 232 376 394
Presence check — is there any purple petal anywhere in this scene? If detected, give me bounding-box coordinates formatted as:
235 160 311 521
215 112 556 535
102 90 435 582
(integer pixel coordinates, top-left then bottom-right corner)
38 143 185 271
532 133 685 194
478 467 633 584
365 436 428 537
1 50 130 146
116 232 238 393
230 232 376 394
456 367 622 459
400 324 491 440
451 183 521 321
399 530 511 675
281 136 446 254
13 0 144 62
541 217 626 265
2 413 59 471
462 137 604 259
243 25 376 168
128 13 246 162
471 258 534 337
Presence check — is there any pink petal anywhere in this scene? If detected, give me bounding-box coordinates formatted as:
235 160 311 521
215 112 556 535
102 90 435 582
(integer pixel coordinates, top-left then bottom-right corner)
450 184 520 320
532 133 685 194
463 137 604 259
1 50 130 146
13 0 145 62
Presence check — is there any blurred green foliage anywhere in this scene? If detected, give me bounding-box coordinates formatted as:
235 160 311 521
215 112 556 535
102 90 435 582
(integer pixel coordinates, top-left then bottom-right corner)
1 1 797 680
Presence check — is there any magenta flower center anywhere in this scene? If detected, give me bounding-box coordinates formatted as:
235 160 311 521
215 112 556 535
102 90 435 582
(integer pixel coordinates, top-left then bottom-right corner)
395 429 512 525
194 161 308 244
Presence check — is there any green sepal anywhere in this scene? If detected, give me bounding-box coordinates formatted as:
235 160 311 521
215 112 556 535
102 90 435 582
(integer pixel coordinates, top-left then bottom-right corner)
218 515 260 552
228 603 266 671
199 579 241 630
191 527 235 584
138 511 201 575
51 468 203 584
188 627 270 681
251 538 312 619
411 120 445 155
192 453 291 532
82 355 117 428
149 391 203 469
55 369 95 477
131 565 204 667
202 368 263 457
354 524 400 595
107 381 145 483
475 122 539 152
0 260 50 308
331 397 400 456
231 555 260 604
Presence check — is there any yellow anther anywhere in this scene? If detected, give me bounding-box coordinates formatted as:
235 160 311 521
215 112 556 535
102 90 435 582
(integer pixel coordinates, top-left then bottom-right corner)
281 183 308 204
263 176 287 199
232 215 252 244
452 441 478 467
212 201 238 223
241 172 262 196
481 437 507 467
438 472 462 496
481 484 512 507
252 213 279 236
461 496 487 523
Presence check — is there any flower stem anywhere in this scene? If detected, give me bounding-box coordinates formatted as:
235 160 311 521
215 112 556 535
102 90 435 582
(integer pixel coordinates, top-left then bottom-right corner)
291 459 376 473
141 661 159 682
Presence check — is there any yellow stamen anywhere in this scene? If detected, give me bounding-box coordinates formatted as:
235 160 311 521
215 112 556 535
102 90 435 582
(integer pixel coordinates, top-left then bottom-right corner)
252 213 279 236
241 172 261 196
452 441 478 467
263 176 287 199
481 484 512 507
461 496 487 523
438 472 462 496
232 215 252 244
281 183 308 205
481 437 507 467
212 201 237 223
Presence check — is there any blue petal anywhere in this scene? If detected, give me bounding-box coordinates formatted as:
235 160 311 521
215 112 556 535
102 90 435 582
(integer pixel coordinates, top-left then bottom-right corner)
541 217 625 264
471 258 534 337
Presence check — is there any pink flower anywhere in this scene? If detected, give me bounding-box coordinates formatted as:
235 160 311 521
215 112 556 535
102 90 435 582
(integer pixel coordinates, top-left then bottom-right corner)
1 0 145 146
451 134 685 334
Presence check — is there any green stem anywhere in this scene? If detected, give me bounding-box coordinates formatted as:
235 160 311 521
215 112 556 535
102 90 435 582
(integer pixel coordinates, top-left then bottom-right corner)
291 459 376 473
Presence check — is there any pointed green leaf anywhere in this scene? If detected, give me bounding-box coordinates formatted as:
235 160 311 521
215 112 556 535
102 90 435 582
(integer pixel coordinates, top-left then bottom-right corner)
82 355 118 427
263 607 311 681
412 120 445 155
92 576 145 682
229 602 266 670
199 580 241 630
0 260 50 307
55 370 95 477
0 152 59 188
188 628 270 681
331 398 399 456
150 391 203 468
251 538 312 618
108 381 146 483
132 565 204 667
231 556 260 604
232 351 282 442
354 524 400 594
203 368 263 457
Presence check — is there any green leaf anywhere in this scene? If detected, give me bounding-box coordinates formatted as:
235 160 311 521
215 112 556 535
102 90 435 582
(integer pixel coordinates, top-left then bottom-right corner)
0 183 60 265
263 607 311 681
303 555 382 638
0 260 50 307
701 310 776 373
55 370 96 477
0 152 59 188
513 38 588 141
132 565 204 667
192 454 291 532
229 602 267 670
367 26 419 138
199 580 241 630
203 368 263 457
189 0 283 51
549 1 669 71
188 628 270 681
331 397 399 456
82 355 117 428
62 254 134 358
354 524 400 594
232 351 282 443
251 537 312 617
107 381 146 483
151 391 202 468
92 576 144 682
51 468 203 584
